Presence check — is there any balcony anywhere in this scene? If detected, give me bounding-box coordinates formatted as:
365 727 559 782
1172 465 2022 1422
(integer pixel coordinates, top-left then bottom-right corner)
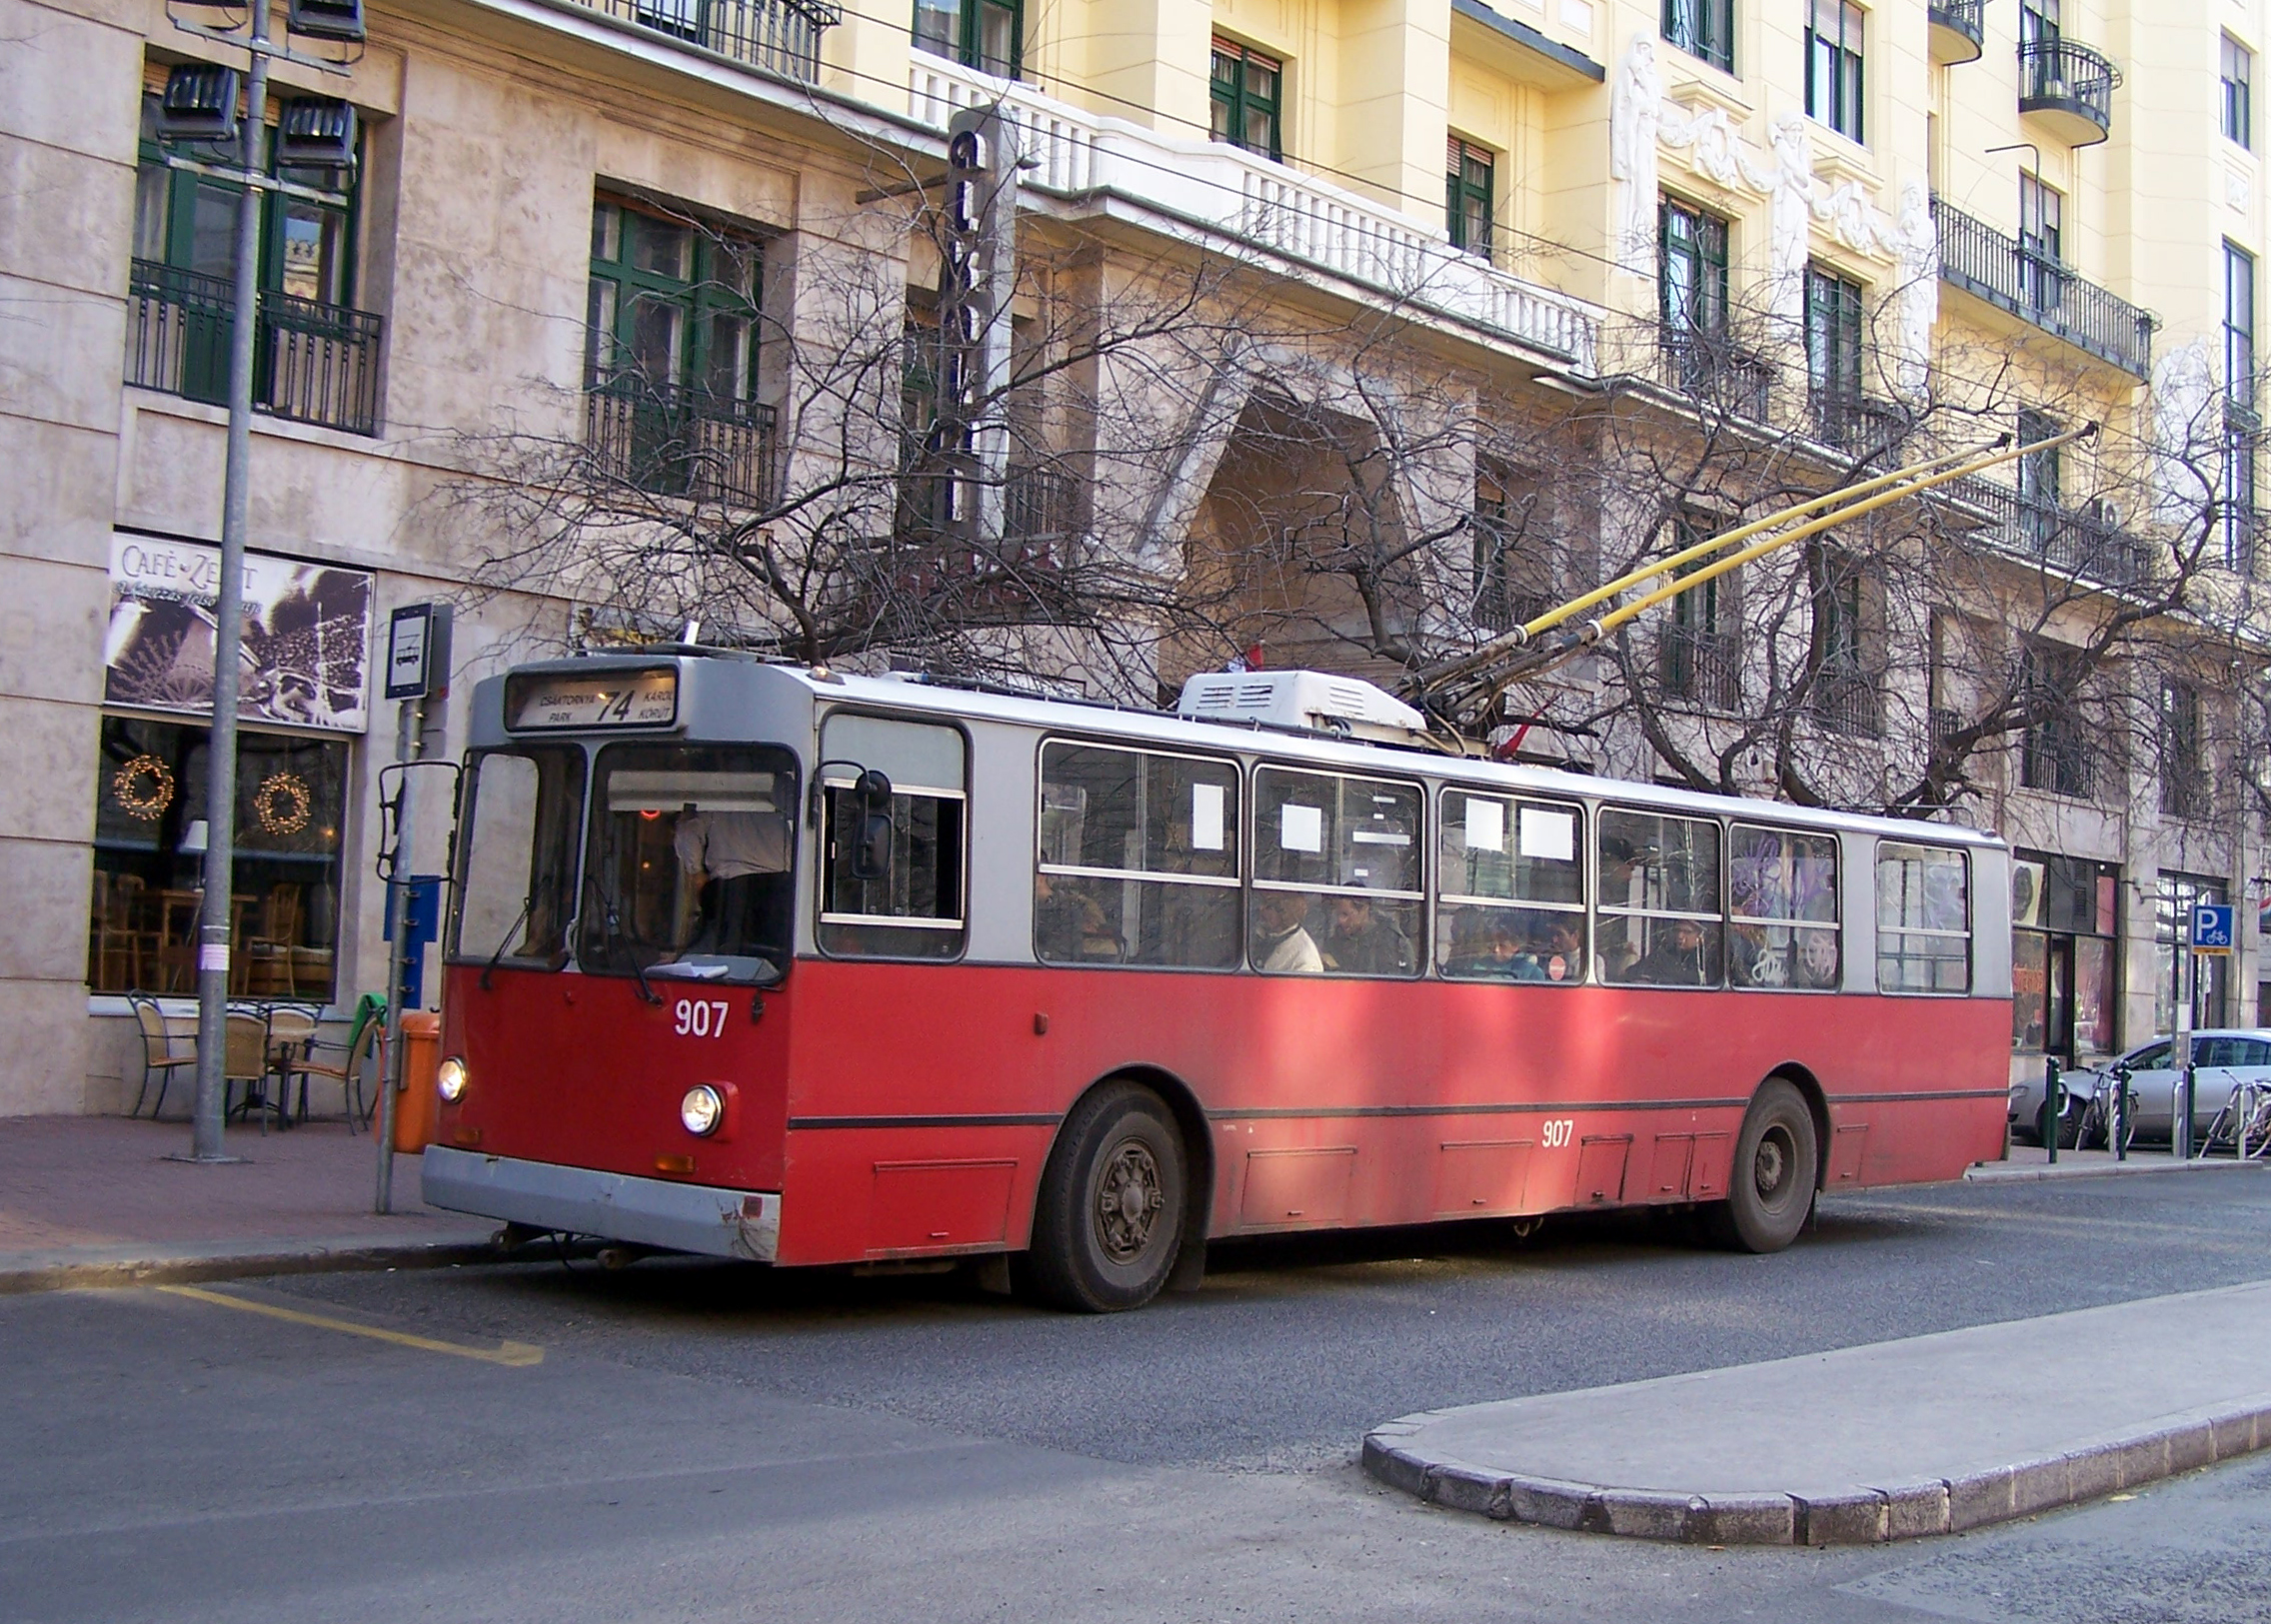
893 454 1083 604
907 56 1602 376
125 259 382 436
1809 387 1910 464
1810 659 1880 738
1928 1 1984 66
2018 38 2119 148
1931 199 2154 378
570 0 839 82
1657 324 1775 421
1657 625 1741 713
585 376 778 507
1947 476 2162 594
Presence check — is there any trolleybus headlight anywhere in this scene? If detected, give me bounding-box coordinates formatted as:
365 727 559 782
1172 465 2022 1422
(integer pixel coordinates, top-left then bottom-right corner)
437 1057 469 1103
680 1084 724 1137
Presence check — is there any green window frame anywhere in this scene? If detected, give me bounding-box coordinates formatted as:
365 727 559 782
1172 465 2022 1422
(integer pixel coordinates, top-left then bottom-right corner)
1662 0 1732 75
1658 197 1728 336
1803 263 1864 402
913 0 1022 79
1805 0 1865 145
586 196 761 403
1446 137 1494 262
1210 37 1282 161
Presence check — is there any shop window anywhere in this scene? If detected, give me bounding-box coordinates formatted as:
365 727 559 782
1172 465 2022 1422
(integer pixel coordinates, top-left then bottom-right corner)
2010 852 2119 1056
1210 38 1282 160
1036 743 1241 969
2156 872 2228 1032
914 0 1022 79
89 717 347 999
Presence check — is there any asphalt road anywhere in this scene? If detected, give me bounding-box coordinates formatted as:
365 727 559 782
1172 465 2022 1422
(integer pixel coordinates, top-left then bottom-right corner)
6 1167 2270 1622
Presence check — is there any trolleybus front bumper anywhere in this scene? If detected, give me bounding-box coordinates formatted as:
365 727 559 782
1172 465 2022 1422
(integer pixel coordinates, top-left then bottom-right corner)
421 1146 780 1262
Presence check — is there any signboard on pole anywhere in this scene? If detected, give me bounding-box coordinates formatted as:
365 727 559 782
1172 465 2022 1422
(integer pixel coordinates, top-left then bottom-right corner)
2191 902 2235 955
385 602 452 702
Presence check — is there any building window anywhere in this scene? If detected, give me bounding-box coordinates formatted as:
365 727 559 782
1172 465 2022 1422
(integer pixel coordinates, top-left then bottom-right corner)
1809 551 1877 735
2019 640 2092 800
1803 264 1864 403
2225 425 2259 572
1662 0 1732 75
89 717 347 999
1446 137 1494 262
1805 0 1864 145
1659 510 1739 711
1210 38 1282 160
2225 35 2253 149
914 0 1022 78
2156 873 2229 1032
2020 0 2060 49
2159 680 2208 819
2018 172 2064 314
1472 461 1547 631
2226 241 2255 401
2010 852 2120 1058
2016 405 2064 553
1659 197 1729 337
586 196 772 505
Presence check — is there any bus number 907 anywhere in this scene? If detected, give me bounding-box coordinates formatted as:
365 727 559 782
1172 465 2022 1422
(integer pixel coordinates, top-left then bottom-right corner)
1540 1117 1575 1149
674 998 730 1038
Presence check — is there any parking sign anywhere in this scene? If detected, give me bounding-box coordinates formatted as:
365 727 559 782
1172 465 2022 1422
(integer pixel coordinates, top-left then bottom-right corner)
2191 902 2235 954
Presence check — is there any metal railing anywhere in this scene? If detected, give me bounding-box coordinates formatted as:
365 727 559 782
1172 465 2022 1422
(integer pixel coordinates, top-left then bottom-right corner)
1928 1 1984 54
585 376 778 507
2021 717 2095 800
2161 765 2212 821
1810 658 1880 737
2018 38 2118 136
1809 387 1910 463
1948 475 2161 592
1657 625 1741 712
1931 198 2154 377
575 0 840 81
126 259 383 436
1657 324 1774 422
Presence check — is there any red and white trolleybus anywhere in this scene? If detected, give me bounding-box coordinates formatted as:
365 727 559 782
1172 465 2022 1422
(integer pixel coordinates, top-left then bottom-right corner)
422 652 2011 1310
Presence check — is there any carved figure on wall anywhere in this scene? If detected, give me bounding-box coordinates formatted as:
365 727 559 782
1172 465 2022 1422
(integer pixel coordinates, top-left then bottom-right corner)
1760 115 1815 331
1609 35 1664 275
1890 180 1939 402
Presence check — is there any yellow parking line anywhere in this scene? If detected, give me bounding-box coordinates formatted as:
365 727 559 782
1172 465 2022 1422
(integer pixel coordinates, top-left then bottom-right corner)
155 1284 544 1366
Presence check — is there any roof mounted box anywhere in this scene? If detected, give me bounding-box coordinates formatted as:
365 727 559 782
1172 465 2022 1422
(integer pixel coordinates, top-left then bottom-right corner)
1175 670 1431 744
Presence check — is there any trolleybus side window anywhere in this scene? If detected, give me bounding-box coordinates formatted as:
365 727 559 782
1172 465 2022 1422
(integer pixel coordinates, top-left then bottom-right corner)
453 746 585 966
1876 841 1970 993
1036 743 1240 968
1728 823 1841 990
817 715 967 960
1437 790 1585 983
1250 767 1422 977
577 743 797 984
1597 810 1723 986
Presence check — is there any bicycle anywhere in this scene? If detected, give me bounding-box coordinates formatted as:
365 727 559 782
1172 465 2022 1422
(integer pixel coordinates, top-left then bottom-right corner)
2201 1079 2271 1159
2076 1066 2138 1155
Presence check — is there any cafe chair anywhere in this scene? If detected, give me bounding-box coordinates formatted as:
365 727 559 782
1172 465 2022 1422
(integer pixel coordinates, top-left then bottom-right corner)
220 1008 277 1132
263 1004 321 1125
127 994 196 1118
279 995 384 1130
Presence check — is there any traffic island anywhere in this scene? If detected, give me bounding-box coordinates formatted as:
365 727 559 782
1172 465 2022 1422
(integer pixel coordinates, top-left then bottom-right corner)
1362 1278 2271 1545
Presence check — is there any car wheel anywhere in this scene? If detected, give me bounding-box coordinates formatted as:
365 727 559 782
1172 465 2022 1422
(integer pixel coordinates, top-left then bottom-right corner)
1026 1081 1185 1313
1703 1079 1818 1254
2035 1100 2083 1150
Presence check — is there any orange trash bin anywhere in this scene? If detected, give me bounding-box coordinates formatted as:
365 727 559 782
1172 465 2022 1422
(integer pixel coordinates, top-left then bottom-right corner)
393 1011 442 1152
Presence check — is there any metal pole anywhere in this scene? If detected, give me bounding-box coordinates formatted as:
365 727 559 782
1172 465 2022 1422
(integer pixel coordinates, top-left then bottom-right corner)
183 0 270 1164
2044 1055 2061 1165
374 697 418 1214
2113 1063 2130 1162
2174 948 2195 1161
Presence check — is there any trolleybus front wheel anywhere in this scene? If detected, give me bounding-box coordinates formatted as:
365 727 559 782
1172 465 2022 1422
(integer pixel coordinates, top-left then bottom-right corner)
1027 1080 1186 1312
1703 1078 1817 1254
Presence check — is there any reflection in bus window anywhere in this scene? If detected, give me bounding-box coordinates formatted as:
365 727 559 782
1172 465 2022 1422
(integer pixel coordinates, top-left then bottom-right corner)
1438 790 1585 982
1877 842 1970 992
579 745 795 982
454 747 585 966
1598 810 1722 986
1728 823 1840 990
1036 743 1240 968
1251 768 1421 976
820 783 965 959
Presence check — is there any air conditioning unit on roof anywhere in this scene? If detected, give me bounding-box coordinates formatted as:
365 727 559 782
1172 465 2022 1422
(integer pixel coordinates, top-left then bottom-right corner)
1174 670 1431 744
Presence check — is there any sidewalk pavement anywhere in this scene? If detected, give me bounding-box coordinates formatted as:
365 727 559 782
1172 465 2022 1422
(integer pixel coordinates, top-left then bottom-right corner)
1365 1277 2271 1547
0 1115 496 1293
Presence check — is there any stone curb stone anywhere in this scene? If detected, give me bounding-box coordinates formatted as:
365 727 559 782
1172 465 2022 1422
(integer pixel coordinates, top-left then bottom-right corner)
1964 1156 2267 1185
0 1237 508 1295
1361 1391 2271 1545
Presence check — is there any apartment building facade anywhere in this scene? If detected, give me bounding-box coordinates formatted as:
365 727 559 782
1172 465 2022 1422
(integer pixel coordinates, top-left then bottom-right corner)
0 0 2261 1115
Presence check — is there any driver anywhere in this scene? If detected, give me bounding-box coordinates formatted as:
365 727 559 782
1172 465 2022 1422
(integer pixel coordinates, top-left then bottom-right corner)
675 808 789 953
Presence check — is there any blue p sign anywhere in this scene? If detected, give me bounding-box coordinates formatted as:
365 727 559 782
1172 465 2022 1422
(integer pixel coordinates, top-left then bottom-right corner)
2192 903 2235 952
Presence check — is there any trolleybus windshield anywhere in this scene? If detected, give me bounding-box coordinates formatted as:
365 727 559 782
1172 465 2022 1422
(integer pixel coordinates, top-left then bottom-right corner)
577 743 798 984
453 746 585 968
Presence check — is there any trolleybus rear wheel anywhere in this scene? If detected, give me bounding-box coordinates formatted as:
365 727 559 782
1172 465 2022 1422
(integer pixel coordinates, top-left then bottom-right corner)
1704 1078 1817 1254
1027 1081 1186 1312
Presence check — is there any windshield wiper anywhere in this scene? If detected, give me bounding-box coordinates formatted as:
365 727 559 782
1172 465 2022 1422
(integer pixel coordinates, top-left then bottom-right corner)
479 896 535 992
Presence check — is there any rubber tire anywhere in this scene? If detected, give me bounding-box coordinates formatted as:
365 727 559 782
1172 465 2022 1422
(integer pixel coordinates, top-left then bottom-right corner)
1703 1078 1818 1254
2036 1100 2082 1151
1026 1081 1186 1312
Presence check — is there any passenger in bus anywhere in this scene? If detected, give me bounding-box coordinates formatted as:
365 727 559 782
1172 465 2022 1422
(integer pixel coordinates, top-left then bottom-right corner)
1252 890 1325 973
674 808 790 953
1631 917 1716 985
1322 894 1413 975
1035 871 1121 961
1444 910 1537 979
1538 915 1585 982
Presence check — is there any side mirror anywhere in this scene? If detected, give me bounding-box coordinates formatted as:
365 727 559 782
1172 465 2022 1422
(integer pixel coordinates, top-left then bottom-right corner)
849 770 893 882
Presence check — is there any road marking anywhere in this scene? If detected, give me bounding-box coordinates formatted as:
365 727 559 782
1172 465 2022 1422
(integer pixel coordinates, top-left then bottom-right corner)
154 1284 544 1366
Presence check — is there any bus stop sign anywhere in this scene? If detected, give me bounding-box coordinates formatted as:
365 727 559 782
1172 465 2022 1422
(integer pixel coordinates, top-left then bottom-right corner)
2192 902 2235 954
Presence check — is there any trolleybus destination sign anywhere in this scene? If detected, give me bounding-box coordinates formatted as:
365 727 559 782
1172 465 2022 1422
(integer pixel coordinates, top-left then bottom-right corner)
506 668 678 731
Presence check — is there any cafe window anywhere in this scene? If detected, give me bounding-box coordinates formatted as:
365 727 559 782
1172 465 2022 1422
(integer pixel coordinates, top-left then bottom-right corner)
1597 809 1722 987
1249 767 1422 977
1437 790 1585 983
1036 743 1241 969
89 716 347 999
1876 841 1969 994
1728 824 1840 990
2009 852 2119 1056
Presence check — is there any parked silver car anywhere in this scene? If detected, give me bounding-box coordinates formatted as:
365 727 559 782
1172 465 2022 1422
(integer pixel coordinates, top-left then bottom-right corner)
2017 1030 2271 1147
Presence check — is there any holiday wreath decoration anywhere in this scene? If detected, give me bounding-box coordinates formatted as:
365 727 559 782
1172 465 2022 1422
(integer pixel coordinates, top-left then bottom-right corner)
253 770 313 836
113 755 175 821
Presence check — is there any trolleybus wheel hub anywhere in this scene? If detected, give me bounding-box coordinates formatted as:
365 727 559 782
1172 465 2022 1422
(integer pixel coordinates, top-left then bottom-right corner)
1096 1138 1162 1261
1754 1128 1792 1200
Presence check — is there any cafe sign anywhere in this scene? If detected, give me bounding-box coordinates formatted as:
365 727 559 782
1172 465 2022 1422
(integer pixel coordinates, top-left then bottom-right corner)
104 533 373 734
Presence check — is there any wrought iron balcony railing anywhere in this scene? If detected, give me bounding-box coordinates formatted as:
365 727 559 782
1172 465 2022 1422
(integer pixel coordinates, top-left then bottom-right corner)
1947 475 2162 593
1809 658 1881 738
578 0 840 82
1657 624 1741 713
585 376 778 507
1928 1 1984 65
1657 324 1774 422
1809 387 1911 464
1931 198 2154 377
2018 38 2118 146
125 259 383 436
890 454 1084 616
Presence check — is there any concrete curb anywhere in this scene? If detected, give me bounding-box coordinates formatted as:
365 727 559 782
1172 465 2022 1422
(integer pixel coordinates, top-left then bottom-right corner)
0 1232 508 1295
1966 1156 2268 1185
1361 1394 2271 1545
